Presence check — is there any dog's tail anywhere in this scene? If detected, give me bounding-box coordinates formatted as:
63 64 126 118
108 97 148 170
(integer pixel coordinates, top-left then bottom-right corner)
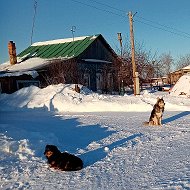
143 121 149 126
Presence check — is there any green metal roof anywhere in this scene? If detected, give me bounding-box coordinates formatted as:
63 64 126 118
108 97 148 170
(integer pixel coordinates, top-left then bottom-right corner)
18 35 100 59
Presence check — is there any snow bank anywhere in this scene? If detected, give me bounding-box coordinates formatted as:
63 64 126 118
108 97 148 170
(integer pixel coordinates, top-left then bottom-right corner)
0 134 35 161
170 74 190 98
0 84 151 112
0 83 190 112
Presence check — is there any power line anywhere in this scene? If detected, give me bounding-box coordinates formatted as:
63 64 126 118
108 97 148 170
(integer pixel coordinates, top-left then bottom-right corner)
86 0 190 37
87 0 126 13
134 18 190 39
135 15 190 38
70 0 126 18
69 0 190 39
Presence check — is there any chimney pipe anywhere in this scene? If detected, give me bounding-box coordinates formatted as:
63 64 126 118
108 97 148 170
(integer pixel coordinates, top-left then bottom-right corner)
8 41 17 65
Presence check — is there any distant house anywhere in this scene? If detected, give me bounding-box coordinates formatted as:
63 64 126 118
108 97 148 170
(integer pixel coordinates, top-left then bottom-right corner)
168 65 190 84
0 34 121 94
150 76 168 86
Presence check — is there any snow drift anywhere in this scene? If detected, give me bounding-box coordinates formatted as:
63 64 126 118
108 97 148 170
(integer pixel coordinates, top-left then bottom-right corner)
1 83 190 113
170 74 190 98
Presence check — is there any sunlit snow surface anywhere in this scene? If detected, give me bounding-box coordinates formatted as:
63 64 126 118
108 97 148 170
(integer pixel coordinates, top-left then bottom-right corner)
0 83 190 189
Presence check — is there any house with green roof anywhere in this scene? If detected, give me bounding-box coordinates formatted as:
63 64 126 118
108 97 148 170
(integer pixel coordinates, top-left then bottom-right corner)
0 34 121 93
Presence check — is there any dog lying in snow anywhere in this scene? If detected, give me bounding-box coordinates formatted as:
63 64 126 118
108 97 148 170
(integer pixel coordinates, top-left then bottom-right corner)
144 97 165 126
44 145 83 171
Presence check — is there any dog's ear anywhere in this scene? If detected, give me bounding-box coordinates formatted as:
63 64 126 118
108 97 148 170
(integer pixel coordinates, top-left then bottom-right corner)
156 97 160 103
45 144 51 150
157 97 164 102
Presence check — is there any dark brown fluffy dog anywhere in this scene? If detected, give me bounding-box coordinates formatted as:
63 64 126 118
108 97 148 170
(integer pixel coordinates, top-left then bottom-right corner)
44 145 83 171
144 97 165 126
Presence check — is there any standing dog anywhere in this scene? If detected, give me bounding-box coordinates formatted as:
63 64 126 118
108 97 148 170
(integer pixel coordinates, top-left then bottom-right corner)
44 145 83 171
144 97 165 126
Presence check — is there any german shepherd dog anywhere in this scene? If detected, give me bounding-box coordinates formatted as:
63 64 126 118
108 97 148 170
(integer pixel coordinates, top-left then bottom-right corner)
44 145 83 171
144 97 165 126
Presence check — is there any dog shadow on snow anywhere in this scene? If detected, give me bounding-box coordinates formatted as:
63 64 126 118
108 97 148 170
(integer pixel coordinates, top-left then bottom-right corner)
162 111 190 124
80 133 143 167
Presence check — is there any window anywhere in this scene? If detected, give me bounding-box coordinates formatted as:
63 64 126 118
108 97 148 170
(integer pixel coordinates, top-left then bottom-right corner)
16 80 40 90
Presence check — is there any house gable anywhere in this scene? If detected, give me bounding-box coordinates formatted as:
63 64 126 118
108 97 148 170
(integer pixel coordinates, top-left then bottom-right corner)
78 36 116 62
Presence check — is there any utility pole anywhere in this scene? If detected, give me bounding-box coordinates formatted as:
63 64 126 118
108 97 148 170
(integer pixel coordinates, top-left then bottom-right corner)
128 11 140 95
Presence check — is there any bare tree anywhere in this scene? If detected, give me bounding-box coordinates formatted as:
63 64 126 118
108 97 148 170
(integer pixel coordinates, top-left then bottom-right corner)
135 44 158 81
42 61 65 86
176 54 190 70
115 38 158 87
41 59 80 86
158 53 174 77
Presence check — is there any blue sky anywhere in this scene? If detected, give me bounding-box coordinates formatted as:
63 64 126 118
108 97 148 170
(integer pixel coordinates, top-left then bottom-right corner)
1 0 190 64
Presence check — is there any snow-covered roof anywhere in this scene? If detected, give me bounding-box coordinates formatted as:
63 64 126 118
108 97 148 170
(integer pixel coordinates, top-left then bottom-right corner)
182 64 190 70
0 58 49 72
169 64 190 75
0 70 39 78
31 36 92 46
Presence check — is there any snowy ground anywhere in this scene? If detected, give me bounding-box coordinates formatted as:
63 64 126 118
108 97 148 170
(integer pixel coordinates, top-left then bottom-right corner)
0 83 190 190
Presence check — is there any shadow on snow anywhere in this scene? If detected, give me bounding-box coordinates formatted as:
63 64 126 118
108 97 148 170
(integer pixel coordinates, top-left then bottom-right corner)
0 110 144 167
162 111 190 124
0 110 113 162
80 132 143 167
